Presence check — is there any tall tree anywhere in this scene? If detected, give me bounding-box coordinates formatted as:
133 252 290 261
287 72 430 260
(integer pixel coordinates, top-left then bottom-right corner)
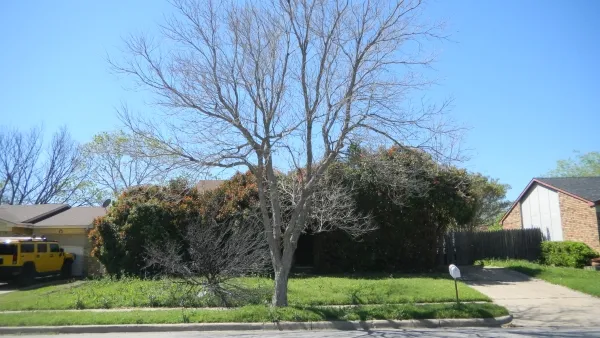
83 131 178 199
548 151 600 177
112 0 458 306
0 126 90 205
466 174 511 229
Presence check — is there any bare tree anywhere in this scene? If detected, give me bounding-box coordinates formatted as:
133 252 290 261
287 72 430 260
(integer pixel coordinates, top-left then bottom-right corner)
83 131 182 199
145 215 270 307
278 171 373 236
0 127 42 205
113 0 459 306
0 126 90 205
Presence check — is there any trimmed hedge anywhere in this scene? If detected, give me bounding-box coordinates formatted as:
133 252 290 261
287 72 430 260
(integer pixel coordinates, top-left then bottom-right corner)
540 241 599 268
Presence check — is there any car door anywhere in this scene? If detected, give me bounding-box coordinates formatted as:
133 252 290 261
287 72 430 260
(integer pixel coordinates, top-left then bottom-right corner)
36 243 49 273
0 243 17 267
19 243 35 266
48 243 62 272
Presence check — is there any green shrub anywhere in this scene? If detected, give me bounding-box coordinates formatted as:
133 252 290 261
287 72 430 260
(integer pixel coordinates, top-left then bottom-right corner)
540 241 599 268
89 173 259 277
310 147 479 273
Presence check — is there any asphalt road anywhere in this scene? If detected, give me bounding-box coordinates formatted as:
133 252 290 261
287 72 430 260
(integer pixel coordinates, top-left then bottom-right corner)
6 328 600 338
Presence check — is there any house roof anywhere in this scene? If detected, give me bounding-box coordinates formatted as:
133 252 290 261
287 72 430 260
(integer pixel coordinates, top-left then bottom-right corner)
0 204 70 224
535 177 600 203
33 207 107 227
195 180 225 192
500 176 600 223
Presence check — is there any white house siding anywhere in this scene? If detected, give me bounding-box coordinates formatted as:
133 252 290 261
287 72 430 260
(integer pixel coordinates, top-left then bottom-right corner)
0 220 13 235
520 183 563 241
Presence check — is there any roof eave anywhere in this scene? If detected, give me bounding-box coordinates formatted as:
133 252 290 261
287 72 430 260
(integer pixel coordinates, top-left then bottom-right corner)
32 224 91 229
22 205 70 224
500 179 536 224
500 179 597 224
0 218 17 226
533 179 595 205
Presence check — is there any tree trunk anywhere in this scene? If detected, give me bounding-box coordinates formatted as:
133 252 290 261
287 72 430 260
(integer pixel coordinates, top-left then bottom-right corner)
272 246 295 306
272 265 290 306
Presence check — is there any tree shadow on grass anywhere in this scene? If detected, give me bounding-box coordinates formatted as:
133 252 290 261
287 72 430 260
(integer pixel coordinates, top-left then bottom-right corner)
290 271 454 280
296 303 502 324
0 277 81 293
510 266 543 278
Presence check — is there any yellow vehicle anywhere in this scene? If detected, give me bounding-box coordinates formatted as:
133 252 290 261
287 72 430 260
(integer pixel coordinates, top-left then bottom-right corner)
0 236 76 285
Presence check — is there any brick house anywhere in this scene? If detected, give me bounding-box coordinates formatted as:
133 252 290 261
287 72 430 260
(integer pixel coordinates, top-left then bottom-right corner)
501 177 600 251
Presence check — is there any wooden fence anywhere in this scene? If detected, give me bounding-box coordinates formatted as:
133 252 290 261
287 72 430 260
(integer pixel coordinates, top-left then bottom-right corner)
439 228 543 266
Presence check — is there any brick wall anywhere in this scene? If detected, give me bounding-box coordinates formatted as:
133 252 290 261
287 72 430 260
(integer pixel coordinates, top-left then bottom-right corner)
502 204 522 230
559 193 600 252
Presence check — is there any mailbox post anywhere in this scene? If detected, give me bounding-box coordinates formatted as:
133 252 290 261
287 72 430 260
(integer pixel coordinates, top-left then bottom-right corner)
448 264 461 305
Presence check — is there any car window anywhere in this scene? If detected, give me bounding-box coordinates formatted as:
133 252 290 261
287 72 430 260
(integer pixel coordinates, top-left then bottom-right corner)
0 244 17 255
37 243 48 253
21 244 34 253
49 243 60 253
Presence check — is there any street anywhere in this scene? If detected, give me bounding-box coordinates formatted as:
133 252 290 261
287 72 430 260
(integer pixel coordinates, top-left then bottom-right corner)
6 328 600 338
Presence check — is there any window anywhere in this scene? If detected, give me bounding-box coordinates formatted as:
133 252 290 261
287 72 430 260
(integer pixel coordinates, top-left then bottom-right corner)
37 244 48 253
21 244 35 253
49 244 60 253
0 244 17 255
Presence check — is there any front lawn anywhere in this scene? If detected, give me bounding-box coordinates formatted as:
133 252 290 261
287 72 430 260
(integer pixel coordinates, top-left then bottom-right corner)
483 259 600 297
0 275 490 310
0 303 508 326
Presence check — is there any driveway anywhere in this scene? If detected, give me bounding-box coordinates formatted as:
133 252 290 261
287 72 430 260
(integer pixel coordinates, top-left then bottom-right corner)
0 283 16 295
462 267 600 327
0 279 83 296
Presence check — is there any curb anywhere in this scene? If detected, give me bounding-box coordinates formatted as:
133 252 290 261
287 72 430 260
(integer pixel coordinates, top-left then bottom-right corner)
0 315 512 334
0 302 493 314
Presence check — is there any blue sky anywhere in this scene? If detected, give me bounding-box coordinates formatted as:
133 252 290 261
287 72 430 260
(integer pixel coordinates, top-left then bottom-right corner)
1 0 598 200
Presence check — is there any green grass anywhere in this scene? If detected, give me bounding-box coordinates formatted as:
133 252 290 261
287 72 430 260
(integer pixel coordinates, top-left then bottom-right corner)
0 303 508 326
0 275 490 310
483 259 600 297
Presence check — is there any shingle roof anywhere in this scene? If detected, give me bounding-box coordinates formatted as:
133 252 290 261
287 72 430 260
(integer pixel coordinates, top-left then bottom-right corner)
0 204 69 224
535 177 600 203
195 180 225 192
34 207 106 227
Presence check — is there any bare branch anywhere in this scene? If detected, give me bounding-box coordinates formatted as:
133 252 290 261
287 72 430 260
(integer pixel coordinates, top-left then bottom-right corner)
82 130 189 199
0 126 91 205
113 0 456 306
145 214 269 306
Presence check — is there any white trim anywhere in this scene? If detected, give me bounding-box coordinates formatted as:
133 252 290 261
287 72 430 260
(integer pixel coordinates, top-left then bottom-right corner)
14 224 90 229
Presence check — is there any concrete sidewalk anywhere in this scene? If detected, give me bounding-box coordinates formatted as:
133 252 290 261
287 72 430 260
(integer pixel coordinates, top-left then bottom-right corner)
462 267 600 327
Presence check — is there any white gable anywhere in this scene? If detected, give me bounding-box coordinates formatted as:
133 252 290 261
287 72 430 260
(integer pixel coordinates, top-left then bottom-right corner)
521 183 563 241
